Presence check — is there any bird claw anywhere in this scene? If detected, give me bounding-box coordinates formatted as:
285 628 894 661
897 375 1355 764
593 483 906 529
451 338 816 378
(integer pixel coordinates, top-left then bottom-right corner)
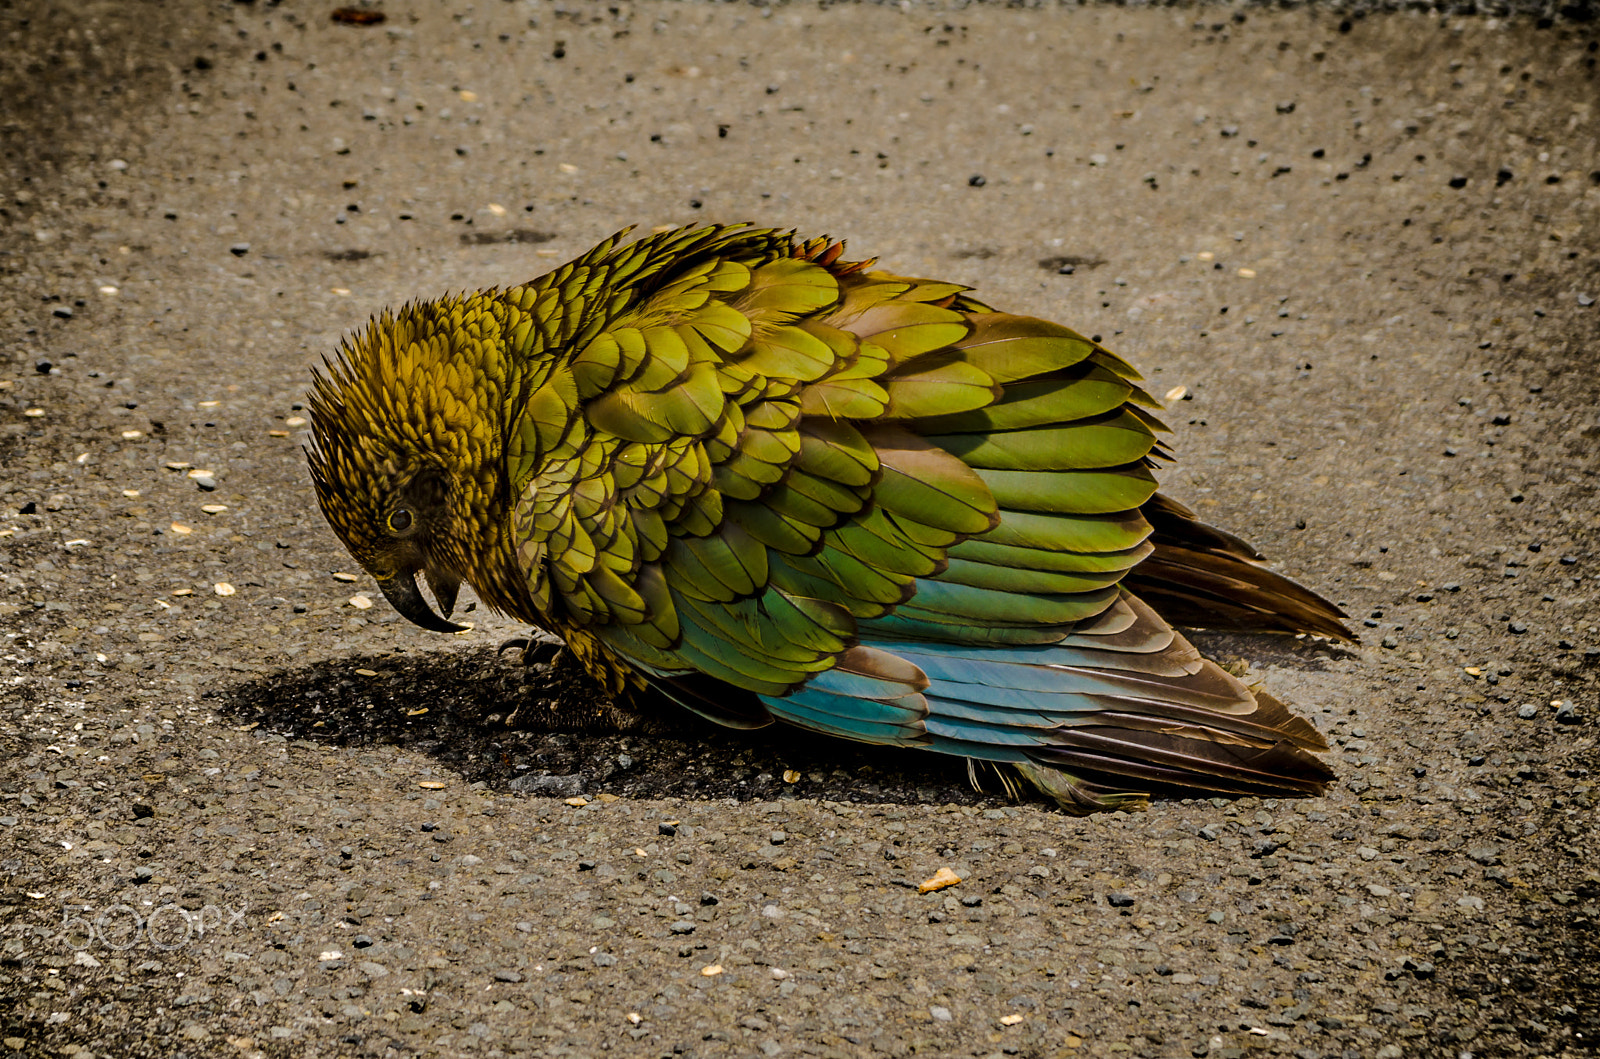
497 632 566 667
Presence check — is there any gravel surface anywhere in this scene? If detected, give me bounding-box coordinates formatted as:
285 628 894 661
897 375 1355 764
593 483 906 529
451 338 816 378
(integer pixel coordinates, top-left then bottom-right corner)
2 2 1597 1057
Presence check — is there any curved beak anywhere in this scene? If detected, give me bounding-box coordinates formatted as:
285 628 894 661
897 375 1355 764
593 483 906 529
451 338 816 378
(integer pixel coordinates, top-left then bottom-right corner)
427 571 460 620
376 570 469 634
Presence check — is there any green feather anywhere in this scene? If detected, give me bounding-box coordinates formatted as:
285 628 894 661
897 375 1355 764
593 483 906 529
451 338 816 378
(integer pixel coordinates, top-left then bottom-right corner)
974 463 1159 515
880 352 1000 419
927 409 1155 471
795 420 879 486
979 508 1153 555
900 579 1121 626
913 362 1134 434
937 557 1128 595
952 313 1095 383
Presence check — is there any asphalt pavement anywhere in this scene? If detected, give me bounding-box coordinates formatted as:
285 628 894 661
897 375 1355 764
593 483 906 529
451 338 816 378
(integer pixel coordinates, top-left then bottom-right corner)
1 2 1597 1057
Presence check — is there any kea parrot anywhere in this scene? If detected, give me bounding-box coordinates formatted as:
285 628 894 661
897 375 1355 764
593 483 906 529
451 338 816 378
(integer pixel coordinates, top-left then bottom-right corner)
307 223 1348 813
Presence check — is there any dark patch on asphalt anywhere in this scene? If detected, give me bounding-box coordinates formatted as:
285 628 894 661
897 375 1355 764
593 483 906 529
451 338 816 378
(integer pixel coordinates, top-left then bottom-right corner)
1039 254 1106 274
459 229 560 246
1187 629 1362 668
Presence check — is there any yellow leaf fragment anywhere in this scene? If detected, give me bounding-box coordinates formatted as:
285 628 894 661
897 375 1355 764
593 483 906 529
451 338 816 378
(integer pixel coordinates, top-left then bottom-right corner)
919 867 962 894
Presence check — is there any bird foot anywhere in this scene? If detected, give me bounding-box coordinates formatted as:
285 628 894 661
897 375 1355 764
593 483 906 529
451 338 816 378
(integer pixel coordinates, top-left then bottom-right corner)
497 631 567 667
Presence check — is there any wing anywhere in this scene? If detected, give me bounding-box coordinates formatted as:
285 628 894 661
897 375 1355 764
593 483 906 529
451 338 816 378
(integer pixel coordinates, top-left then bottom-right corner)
503 225 1337 810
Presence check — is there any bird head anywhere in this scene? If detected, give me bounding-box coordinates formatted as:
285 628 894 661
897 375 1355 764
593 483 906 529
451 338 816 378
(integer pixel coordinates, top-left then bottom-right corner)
307 444 467 633
306 301 514 634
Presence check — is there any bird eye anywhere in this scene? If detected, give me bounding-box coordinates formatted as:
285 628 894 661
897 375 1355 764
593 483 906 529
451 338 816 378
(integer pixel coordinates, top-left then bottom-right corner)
389 508 413 533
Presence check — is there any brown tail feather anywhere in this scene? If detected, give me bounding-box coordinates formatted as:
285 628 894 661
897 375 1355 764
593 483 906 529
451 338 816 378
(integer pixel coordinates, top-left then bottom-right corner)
1127 494 1352 641
1029 729 1335 797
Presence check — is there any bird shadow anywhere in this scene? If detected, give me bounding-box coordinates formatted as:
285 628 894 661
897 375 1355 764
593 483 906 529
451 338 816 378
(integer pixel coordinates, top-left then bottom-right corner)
209 646 1003 809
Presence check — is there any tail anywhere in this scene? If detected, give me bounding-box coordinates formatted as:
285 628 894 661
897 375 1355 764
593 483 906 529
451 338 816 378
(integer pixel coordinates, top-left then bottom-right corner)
758 591 1336 815
1010 683 1334 814
1121 493 1352 641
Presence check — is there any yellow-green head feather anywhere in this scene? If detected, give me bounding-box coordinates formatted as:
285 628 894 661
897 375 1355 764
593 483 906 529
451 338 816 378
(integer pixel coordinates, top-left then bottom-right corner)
307 295 531 629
